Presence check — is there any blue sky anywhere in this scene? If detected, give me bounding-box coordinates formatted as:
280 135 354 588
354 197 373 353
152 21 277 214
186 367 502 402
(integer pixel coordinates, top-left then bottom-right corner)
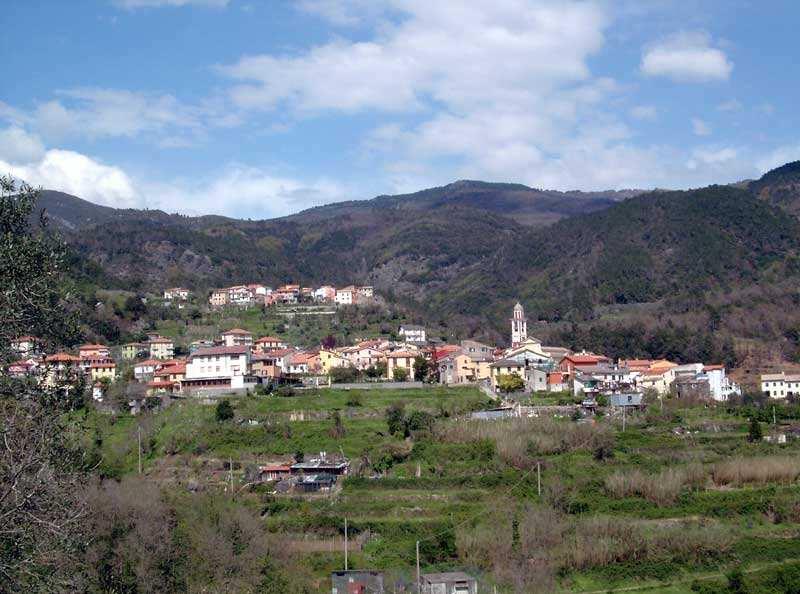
1 0 798 218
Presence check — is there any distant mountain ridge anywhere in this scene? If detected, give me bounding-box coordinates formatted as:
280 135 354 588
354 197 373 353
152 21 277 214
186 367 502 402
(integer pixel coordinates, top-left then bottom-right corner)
29 162 800 356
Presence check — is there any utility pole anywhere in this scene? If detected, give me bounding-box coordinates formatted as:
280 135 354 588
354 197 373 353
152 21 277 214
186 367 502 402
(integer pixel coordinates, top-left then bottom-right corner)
773 405 777 425
537 461 541 496
416 540 421 594
229 456 233 494
622 405 627 432
344 517 348 571
137 425 142 475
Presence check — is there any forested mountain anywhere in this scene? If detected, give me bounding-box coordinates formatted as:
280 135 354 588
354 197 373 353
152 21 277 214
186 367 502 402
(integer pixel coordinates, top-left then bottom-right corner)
32 162 800 363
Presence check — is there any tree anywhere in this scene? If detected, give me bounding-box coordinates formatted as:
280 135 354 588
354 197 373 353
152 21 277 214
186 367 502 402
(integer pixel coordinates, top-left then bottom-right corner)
215 399 234 422
385 402 406 436
330 365 358 384
403 410 435 437
413 355 430 382
747 417 763 443
497 372 525 393
393 367 409 382
329 410 346 438
0 177 87 591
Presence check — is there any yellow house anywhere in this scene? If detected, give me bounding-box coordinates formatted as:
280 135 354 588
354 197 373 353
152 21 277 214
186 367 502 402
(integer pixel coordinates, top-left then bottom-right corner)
386 351 417 381
489 359 526 391
319 349 350 374
453 353 492 383
89 362 117 383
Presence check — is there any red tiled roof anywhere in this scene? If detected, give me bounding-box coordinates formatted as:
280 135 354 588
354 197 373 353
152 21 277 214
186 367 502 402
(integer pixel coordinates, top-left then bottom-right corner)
387 350 418 358
255 336 282 343
46 353 80 363
79 344 108 350
566 354 609 364
222 328 252 335
703 364 725 371
89 363 116 369
259 464 291 473
135 359 162 367
149 337 173 344
157 362 186 374
146 380 176 388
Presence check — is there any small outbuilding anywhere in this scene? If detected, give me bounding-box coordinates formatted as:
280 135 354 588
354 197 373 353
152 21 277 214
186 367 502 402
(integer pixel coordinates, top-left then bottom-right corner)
421 571 478 594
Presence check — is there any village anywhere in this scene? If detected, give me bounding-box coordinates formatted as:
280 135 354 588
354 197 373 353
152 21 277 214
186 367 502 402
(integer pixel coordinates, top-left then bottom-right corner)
10 294 752 407
10 288 800 592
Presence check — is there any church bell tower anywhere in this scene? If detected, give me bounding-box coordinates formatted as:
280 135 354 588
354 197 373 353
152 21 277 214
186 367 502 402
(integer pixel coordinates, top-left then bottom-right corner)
511 302 527 347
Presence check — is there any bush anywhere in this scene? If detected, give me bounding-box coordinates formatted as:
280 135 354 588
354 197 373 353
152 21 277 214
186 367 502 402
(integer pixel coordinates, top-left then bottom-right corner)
345 393 363 407
215 399 234 423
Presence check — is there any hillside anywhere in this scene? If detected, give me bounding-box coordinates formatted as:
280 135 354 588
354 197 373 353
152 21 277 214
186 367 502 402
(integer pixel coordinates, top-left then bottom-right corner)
31 162 800 363
751 160 800 218
285 180 640 227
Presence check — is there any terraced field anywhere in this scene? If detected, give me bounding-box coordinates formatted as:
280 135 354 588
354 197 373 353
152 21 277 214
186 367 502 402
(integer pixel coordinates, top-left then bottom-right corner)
82 386 800 592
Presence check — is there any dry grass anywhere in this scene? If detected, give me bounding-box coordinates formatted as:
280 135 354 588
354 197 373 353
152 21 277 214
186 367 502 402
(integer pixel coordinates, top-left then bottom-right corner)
437 417 613 469
712 456 800 486
566 516 733 570
457 504 733 592
605 463 706 505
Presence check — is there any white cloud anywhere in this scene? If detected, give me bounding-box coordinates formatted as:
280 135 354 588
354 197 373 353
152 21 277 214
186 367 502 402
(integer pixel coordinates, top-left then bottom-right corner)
148 165 350 218
691 117 711 136
630 105 657 120
0 127 45 163
641 31 733 82
222 1 608 115
114 0 229 9
297 0 388 26
0 149 140 208
31 88 210 143
687 147 737 169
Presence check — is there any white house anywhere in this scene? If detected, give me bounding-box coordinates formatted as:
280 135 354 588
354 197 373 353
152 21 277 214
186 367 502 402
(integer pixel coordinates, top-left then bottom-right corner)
399 325 427 345
702 365 741 401
335 286 356 305
314 285 336 302
761 372 800 399
163 287 190 300
182 346 252 392
134 359 161 381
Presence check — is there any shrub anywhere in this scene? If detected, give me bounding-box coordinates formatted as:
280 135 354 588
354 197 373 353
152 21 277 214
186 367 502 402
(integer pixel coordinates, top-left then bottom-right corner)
215 399 234 423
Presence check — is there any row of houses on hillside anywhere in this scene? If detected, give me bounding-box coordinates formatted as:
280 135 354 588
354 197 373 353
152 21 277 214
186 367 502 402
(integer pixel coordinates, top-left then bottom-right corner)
8 338 120 397
120 334 175 360
434 303 741 402
207 283 375 308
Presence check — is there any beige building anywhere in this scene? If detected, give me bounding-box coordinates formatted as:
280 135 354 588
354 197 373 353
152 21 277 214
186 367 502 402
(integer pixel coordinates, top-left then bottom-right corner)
221 328 254 347
319 349 350 374
387 350 417 381
89 362 117 383
149 338 175 360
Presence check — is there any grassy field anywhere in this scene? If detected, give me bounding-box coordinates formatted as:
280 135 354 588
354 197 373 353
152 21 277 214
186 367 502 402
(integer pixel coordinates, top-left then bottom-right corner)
82 386 800 593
